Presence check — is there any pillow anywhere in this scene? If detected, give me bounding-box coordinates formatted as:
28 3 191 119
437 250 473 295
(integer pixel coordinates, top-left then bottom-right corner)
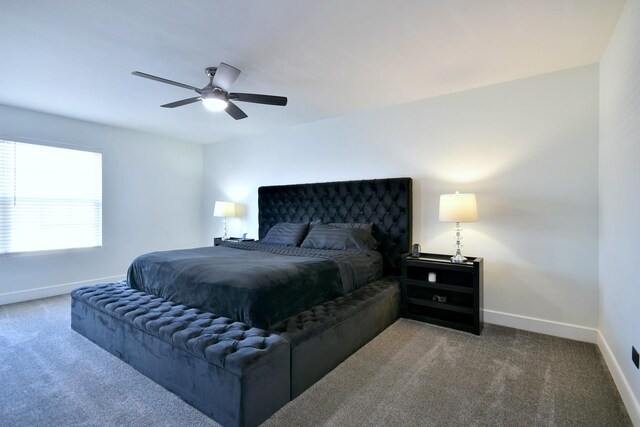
300 219 323 243
308 219 322 231
327 222 373 234
262 222 309 246
301 224 378 251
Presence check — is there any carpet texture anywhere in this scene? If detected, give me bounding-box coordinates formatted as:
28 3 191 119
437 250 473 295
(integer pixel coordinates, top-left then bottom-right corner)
0 294 631 427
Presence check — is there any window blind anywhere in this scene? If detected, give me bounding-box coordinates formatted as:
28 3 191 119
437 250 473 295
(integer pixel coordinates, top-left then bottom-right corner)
0 140 102 254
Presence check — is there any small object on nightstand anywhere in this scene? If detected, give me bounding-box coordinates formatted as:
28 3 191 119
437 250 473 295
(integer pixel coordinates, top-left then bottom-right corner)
402 252 483 335
411 243 421 258
432 295 447 303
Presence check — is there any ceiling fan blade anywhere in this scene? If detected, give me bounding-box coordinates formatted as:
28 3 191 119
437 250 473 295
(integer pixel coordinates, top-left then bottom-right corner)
231 93 288 106
161 96 201 108
132 71 201 93
225 101 248 120
212 63 241 92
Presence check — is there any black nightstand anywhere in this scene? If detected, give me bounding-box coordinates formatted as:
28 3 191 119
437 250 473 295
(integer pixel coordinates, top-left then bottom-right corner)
213 237 255 246
401 253 483 335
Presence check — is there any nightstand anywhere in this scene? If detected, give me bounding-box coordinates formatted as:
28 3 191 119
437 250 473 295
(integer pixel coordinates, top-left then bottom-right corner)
213 237 255 246
401 253 483 335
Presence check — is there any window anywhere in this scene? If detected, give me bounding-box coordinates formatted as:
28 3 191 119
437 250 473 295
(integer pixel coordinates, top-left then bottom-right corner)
0 139 102 255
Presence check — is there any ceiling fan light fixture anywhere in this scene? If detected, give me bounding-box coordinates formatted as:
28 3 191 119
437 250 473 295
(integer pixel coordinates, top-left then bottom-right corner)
202 96 228 112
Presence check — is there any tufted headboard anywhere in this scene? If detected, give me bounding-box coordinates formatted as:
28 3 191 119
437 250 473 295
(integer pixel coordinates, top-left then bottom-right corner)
258 177 412 275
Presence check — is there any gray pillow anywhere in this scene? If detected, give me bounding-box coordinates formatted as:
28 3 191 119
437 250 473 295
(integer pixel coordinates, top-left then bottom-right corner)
308 219 322 231
262 222 309 246
327 222 373 234
301 224 378 251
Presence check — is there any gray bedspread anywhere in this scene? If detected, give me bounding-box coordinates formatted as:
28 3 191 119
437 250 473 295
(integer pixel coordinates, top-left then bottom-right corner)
127 242 382 329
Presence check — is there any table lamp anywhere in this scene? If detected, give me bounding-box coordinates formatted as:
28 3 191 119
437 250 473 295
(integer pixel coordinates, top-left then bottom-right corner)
213 201 237 241
439 192 478 263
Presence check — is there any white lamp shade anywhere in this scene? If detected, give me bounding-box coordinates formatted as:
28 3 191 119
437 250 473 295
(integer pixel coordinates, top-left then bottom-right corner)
213 201 237 217
439 193 478 222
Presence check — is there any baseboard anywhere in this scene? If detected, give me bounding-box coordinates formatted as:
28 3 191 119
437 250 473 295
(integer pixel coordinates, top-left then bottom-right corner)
598 331 640 426
0 275 125 306
484 309 598 343
485 310 638 424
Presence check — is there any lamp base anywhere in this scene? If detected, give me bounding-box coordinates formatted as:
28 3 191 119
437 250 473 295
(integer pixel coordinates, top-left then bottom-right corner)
450 222 467 263
222 217 229 241
450 253 467 263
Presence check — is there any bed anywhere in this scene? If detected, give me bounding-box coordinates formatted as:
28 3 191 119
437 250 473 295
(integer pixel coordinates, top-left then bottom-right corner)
126 242 383 330
71 177 412 427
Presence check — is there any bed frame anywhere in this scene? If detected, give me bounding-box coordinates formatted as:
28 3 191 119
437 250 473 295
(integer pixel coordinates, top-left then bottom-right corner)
71 177 412 427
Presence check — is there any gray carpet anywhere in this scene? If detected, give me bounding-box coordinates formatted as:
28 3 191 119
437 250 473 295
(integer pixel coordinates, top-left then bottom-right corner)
0 295 631 427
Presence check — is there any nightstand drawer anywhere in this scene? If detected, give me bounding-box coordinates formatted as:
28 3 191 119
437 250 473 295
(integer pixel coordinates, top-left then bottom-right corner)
406 278 474 294
405 305 475 333
406 288 473 312
406 265 473 288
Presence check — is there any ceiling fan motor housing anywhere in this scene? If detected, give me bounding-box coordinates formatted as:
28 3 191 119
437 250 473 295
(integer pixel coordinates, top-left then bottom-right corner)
205 67 218 79
202 87 226 99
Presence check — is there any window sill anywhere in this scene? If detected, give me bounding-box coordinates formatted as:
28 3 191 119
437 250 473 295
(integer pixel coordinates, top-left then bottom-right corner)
1 246 102 257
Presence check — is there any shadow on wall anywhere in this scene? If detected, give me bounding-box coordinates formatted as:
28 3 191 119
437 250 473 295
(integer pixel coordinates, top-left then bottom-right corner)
414 138 597 323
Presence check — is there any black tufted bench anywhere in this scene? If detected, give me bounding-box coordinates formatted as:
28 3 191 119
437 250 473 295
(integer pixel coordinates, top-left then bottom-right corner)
71 277 400 426
71 282 290 427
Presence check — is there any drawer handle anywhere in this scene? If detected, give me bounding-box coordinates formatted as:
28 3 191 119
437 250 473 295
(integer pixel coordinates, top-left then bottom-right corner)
432 295 447 304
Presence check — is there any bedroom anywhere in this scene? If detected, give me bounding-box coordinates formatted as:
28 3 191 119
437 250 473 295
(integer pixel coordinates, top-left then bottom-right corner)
0 1 638 426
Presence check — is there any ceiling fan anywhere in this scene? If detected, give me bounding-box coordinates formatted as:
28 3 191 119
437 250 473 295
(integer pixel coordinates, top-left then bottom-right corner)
131 62 287 120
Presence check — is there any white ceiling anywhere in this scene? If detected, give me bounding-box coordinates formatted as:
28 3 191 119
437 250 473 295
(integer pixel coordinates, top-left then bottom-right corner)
0 0 625 144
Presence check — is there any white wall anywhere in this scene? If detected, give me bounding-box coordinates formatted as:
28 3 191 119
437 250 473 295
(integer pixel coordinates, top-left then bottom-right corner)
0 104 203 304
599 0 640 422
204 65 600 334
